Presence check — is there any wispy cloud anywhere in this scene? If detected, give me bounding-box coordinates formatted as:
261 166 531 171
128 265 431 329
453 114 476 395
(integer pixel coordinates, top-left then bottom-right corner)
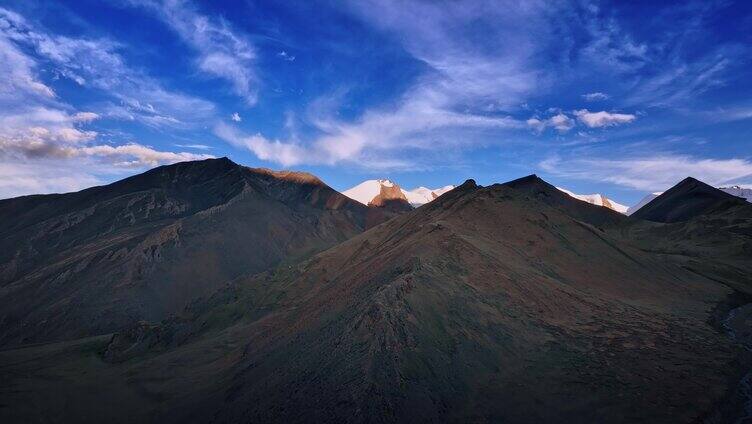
582 92 609 101
0 7 215 129
127 0 258 105
174 143 212 150
213 0 555 167
625 52 732 107
541 154 752 191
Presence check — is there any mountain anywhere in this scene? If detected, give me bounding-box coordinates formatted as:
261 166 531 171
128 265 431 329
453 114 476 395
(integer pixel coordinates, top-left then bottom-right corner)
0 158 394 347
367 181 414 212
631 177 749 223
2 169 752 424
342 179 454 207
627 185 751 216
557 187 629 213
342 179 398 205
2 175 747 423
503 174 627 228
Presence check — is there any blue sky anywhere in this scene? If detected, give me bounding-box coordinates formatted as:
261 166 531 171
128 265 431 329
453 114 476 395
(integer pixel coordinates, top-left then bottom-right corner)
1 0 751 205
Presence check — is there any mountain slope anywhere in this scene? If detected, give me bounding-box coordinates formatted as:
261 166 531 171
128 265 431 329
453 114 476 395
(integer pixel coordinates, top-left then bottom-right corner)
0 158 386 347
5 177 742 423
632 177 748 223
503 174 628 228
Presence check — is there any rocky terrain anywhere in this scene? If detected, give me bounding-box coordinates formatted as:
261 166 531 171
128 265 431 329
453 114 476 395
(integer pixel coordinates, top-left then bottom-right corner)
0 160 750 423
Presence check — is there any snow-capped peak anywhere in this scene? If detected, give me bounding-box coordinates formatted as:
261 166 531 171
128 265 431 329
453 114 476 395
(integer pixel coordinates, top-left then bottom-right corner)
557 187 629 214
342 180 396 205
719 185 752 202
402 185 455 207
342 179 454 207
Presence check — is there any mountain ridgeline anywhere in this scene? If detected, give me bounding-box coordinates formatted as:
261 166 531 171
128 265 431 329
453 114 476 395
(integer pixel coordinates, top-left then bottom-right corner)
0 159 751 424
0 158 399 346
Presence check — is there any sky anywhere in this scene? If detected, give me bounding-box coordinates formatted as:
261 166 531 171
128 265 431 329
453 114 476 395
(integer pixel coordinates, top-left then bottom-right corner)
0 0 751 205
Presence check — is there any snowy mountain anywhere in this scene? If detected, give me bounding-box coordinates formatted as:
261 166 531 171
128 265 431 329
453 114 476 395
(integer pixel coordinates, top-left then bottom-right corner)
402 185 455 207
342 180 455 207
720 185 752 202
556 187 629 214
627 186 752 215
342 179 397 206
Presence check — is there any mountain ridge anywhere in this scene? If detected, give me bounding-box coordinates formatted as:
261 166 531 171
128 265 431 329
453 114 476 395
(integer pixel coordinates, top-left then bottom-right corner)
0 158 396 346
631 177 749 223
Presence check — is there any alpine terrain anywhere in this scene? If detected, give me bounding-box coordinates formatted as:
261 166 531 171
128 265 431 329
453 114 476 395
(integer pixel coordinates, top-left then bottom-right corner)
0 160 751 423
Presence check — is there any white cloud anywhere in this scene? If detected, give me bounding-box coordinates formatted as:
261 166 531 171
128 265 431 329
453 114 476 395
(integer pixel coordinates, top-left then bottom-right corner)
582 92 609 101
574 109 636 128
528 113 575 133
128 0 258 105
540 155 752 191
231 112 242 122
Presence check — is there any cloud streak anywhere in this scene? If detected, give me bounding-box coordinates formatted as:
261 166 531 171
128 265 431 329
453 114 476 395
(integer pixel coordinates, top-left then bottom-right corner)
0 7 216 129
127 0 258 105
541 155 752 191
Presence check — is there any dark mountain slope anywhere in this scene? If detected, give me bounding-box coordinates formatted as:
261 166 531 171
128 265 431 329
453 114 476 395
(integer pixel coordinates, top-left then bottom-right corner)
5 178 740 423
0 158 395 347
503 174 627 228
632 177 748 223
616 179 752 294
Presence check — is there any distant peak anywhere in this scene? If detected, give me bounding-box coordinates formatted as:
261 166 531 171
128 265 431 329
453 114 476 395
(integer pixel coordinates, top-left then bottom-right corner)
458 179 477 189
215 156 237 165
504 174 551 189
677 176 701 185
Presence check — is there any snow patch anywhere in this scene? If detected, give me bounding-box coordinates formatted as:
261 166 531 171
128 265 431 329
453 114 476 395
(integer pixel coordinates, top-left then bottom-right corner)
557 187 629 214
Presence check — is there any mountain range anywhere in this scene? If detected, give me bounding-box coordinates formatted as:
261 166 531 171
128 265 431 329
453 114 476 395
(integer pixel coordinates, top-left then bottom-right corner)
1 158 751 423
